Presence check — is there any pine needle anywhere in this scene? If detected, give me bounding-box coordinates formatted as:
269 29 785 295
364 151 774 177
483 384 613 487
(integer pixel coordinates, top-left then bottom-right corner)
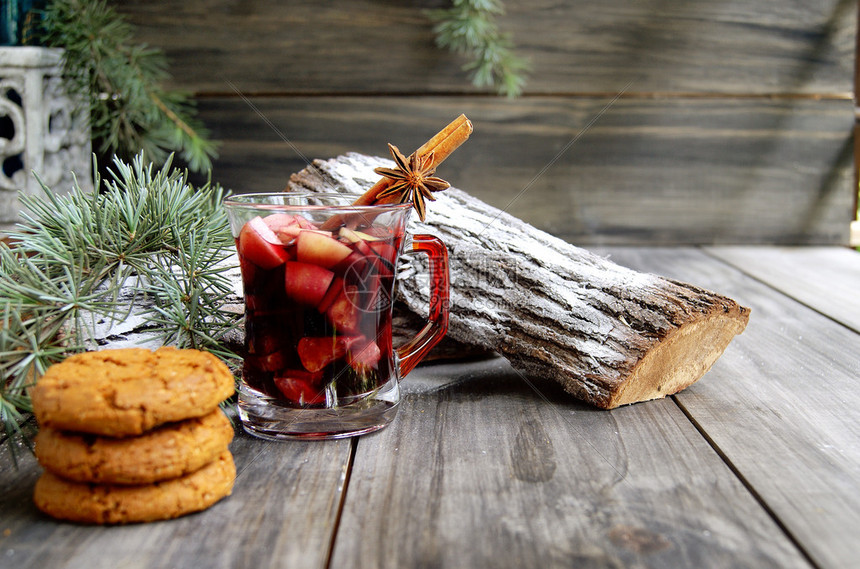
37 0 219 173
426 0 530 97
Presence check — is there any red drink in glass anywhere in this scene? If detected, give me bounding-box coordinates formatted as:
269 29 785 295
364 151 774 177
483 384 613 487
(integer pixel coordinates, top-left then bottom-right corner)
224 193 449 440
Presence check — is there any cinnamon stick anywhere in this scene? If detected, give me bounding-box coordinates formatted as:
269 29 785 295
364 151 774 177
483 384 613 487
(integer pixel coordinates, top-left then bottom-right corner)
315 115 472 230
352 114 473 206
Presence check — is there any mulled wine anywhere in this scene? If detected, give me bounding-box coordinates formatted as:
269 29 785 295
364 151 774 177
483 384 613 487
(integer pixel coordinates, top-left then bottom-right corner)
236 212 403 408
224 192 449 440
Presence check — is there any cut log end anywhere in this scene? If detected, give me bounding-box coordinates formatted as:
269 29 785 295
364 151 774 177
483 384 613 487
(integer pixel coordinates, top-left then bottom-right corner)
608 307 750 409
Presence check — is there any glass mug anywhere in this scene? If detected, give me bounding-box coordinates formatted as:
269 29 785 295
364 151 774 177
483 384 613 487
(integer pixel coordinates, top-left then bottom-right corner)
224 193 449 440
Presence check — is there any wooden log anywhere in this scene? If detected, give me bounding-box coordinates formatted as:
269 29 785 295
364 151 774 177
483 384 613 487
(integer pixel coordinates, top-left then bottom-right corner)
288 153 751 409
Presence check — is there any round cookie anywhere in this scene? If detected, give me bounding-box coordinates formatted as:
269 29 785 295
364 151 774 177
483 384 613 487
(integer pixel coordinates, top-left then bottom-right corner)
31 347 235 437
33 450 236 524
35 409 234 484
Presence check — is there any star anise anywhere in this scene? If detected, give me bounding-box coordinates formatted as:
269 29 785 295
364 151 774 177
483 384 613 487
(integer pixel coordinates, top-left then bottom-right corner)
373 143 451 222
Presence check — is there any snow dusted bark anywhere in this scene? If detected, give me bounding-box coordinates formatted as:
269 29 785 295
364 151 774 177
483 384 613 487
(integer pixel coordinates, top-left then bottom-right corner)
287 154 750 408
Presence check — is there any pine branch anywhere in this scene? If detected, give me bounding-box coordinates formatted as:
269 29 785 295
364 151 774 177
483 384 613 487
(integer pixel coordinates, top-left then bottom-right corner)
141 225 241 361
38 0 219 173
2 154 240 460
427 0 530 97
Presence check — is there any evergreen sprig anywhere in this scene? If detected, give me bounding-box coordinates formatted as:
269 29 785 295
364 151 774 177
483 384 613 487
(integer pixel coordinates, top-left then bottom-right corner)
142 224 240 361
427 0 530 97
38 0 218 173
1 154 240 460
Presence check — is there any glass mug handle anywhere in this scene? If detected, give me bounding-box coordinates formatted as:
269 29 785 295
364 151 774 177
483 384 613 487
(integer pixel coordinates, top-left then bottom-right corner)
396 234 450 378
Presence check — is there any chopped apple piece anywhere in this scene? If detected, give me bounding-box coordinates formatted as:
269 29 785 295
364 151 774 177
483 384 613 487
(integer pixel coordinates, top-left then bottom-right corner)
338 227 361 243
262 213 297 230
298 335 362 373
284 261 335 307
339 227 382 243
244 350 288 373
326 285 361 333
238 216 289 269
273 370 326 405
348 338 381 370
348 234 375 258
353 230 382 241
317 276 344 313
296 230 353 269
263 213 319 243
294 215 316 229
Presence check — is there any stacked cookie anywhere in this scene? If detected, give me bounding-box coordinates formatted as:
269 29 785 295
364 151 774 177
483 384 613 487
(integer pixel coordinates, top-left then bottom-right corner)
30 347 236 524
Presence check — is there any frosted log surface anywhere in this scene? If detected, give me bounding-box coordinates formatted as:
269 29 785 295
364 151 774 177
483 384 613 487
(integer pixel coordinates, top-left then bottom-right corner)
288 153 750 409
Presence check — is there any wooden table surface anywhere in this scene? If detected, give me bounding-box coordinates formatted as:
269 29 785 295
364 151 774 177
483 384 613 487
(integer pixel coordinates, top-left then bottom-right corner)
2 246 858 569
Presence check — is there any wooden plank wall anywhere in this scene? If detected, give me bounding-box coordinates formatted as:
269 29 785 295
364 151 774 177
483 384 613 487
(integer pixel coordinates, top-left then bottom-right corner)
115 0 856 246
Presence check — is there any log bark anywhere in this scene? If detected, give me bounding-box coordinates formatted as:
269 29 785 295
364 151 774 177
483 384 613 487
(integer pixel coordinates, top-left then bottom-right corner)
288 153 751 409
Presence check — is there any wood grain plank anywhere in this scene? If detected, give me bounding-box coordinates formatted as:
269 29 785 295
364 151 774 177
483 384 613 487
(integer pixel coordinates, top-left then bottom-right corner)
704 246 860 333
600 246 860 569
329 357 810 569
0 420 352 569
191 96 853 245
115 0 855 95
